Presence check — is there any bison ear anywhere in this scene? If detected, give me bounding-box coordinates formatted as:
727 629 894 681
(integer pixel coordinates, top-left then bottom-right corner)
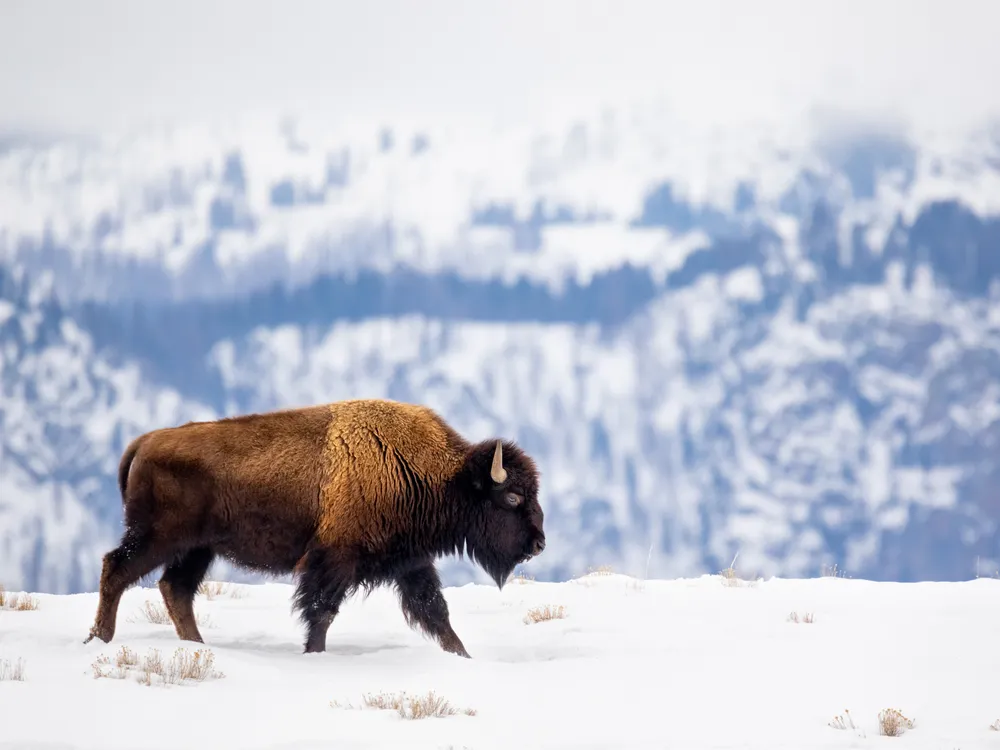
490 439 507 485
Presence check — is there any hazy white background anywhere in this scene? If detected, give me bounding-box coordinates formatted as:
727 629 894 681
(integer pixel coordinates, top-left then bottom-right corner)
2 0 999 136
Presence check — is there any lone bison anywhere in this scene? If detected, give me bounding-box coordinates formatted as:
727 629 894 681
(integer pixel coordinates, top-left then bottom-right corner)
84 398 545 657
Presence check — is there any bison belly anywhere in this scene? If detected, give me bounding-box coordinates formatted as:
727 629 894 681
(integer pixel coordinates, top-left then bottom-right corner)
206 477 320 576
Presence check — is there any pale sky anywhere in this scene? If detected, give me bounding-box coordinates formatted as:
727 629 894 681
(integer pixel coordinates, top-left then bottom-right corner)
1 0 999 136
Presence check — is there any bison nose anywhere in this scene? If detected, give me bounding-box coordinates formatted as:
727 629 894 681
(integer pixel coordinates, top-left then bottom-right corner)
532 536 546 555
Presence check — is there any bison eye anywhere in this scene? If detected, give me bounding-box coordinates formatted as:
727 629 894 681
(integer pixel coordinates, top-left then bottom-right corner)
505 493 523 508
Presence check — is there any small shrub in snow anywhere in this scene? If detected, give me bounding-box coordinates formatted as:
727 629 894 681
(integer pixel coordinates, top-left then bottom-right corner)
0 658 26 681
523 604 566 624
787 611 815 623
91 646 224 686
197 580 248 600
507 570 535 585
587 565 614 576
990 718 1000 731
878 708 914 737
331 690 476 720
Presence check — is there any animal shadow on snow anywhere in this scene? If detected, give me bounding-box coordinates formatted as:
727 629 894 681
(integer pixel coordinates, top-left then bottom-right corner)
490 643 589 663
203 632 411 658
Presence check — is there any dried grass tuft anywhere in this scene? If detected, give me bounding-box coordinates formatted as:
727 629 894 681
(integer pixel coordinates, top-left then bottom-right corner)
787 611 815 624
0 658 26 681
196 580 248 600
127 600 215 628
129 600 172 624
523 604 566 624
92 646 224 686
878 708 914 737
828 710 856 731
507 570 535 585
718 552 760 588
989 718 999 731
822 563 850 578
0 586 40 611
332 690 476 720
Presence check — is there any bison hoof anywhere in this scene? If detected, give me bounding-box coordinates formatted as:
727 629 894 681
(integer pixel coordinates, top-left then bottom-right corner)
84 625 112 644
441 638 471 659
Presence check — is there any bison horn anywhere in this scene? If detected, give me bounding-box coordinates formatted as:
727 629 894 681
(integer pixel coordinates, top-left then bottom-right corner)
490 439 507 484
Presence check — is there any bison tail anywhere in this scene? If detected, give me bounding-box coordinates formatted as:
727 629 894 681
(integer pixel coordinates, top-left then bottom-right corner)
117 436 144 502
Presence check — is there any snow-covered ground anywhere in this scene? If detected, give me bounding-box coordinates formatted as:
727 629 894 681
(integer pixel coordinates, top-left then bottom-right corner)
1 572 998 749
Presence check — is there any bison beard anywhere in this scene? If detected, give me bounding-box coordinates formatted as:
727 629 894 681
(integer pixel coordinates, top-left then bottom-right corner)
83 399 545 658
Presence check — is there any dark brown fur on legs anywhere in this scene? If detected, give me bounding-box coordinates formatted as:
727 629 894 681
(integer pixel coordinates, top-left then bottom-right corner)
293 547 356 653
395 563 470 658
158 547 215 642
84 399 546 657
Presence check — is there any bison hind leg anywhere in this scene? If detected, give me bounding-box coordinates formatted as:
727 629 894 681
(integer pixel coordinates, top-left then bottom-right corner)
292 547 356 654
394 564 470 659
85 530 170 645
158 546 215 643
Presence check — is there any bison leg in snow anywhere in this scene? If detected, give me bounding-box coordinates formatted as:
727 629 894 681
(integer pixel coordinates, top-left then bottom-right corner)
293 548 354 654
396 564 471 659
85 531 171 644
158 546 215 643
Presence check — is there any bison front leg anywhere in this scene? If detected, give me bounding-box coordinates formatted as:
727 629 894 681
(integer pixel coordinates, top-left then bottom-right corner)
395 564 471 659
292 548 353 654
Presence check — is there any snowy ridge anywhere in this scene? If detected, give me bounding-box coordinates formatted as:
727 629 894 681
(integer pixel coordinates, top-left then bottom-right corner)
1 574 998 749
2 105 1000 302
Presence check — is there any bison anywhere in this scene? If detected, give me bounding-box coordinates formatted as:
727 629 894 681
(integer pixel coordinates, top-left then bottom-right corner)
83 398 545 658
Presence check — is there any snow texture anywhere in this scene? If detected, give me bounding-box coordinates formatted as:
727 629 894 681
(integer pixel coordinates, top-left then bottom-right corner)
0 573 998 749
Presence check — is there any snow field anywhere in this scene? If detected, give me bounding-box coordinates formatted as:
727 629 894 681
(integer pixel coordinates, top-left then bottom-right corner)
0 572 998 750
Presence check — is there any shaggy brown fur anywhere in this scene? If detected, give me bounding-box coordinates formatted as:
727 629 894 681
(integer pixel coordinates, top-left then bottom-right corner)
84 398 545 657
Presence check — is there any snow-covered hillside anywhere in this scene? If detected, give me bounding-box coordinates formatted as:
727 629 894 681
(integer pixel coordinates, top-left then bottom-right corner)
1 573 998 749
2 106 999 594
3 107 1000 304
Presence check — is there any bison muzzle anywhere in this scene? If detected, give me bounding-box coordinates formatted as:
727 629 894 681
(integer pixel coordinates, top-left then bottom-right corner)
83 398 545 658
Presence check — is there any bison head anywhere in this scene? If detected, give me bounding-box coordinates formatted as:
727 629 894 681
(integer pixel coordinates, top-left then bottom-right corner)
462 439 545 588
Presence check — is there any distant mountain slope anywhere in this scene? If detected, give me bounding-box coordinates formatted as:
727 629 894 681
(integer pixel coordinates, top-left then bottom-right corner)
0 267 217 592
1 107 999 593
3 108 999 305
